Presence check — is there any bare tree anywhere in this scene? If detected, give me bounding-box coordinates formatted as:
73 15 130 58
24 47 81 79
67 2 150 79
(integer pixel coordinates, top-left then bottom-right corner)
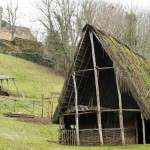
4 0 19 41
136 10 150 59
35 0 150 72
34 0 79 72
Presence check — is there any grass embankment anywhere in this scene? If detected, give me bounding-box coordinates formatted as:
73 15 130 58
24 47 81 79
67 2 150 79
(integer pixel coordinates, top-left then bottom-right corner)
0 113 150 150
0 53 150 149
0 53 63 98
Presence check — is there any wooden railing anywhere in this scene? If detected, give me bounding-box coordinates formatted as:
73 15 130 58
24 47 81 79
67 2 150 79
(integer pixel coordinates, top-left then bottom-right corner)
59 128 136 146
59 129 76 145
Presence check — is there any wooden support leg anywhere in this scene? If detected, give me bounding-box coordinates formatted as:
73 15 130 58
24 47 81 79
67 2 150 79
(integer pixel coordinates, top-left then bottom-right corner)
89 32 103 146
116 68 125 145
72 72 80 146
141 113 146 145
12 79 20 96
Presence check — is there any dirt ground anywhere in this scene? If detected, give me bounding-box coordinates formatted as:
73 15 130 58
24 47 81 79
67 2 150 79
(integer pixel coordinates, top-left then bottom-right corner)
4 113 52 125
18 116 52 125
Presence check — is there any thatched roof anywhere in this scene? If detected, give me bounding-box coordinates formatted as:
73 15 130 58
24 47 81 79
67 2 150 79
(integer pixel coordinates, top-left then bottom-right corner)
53 24 150 123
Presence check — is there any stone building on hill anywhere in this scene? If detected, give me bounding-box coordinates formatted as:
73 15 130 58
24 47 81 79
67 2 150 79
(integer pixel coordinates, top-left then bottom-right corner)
0 5 35 41
1 25 35 41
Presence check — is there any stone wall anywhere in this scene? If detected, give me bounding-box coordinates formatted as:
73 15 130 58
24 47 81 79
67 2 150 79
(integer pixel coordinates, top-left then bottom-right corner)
0 5 35 41
1 26 35 41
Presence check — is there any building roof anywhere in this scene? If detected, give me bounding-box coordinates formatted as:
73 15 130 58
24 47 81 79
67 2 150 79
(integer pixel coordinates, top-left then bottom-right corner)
0 75 16 80
53 24 150 123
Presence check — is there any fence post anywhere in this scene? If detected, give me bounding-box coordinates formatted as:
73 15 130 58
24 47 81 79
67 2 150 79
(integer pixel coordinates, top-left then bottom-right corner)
50 97 54 121
48 99 50 118
32 100 35 115
14 100 16 112
41 94 44 117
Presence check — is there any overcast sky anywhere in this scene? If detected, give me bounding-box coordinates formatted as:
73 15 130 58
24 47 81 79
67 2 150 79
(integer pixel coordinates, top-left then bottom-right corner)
0 0 150 40
0 0 150 27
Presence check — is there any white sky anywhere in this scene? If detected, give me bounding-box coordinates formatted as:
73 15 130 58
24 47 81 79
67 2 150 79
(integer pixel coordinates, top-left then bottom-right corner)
107 0 150 10
1 0 150 27
0 0 150 40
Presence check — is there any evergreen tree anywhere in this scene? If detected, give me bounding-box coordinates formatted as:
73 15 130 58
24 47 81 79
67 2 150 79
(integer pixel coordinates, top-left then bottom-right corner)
123 11 138 49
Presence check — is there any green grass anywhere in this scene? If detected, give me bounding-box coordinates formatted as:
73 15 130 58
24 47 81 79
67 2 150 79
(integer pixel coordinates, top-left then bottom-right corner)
0 53 150 149
0 53 64 98
0 113 150 150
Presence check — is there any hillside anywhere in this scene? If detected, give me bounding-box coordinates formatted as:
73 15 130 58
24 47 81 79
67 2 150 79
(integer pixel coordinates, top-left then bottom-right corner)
0 53 63 98
0 54 150 150
0 115 150 150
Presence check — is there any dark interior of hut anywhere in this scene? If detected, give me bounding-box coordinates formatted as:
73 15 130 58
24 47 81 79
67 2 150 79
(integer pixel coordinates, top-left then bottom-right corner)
137 113 150 144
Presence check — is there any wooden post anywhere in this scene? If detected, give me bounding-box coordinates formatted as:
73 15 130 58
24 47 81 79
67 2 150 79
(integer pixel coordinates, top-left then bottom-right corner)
116 68 125 145
6 79 9 90
14 100 16 112
51 97 54 121
41 94 44 117
12 79 20 96
59 114 63 144
135 116 138 144
72 72 80 146
32 100 35 115
89 32 103 146
141 113 146 145
48 99 50 118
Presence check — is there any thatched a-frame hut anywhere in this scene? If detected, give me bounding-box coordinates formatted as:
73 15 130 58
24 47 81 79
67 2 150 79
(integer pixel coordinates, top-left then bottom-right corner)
53 24 150 146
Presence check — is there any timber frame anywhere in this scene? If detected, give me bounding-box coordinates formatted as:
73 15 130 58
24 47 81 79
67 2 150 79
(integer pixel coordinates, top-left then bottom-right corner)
53 24 150 146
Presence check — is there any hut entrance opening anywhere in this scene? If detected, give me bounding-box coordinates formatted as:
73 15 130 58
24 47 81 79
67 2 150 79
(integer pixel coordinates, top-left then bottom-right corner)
145 119 150 143
137 113 150 144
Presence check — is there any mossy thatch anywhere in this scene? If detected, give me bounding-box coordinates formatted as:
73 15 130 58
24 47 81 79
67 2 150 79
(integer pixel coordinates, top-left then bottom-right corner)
53 24 150 123
91 25 150 119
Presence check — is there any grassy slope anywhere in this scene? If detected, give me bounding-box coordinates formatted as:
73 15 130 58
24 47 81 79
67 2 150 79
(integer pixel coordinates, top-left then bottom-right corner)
0 113 150 150
0 53 150 149
0 53 63 98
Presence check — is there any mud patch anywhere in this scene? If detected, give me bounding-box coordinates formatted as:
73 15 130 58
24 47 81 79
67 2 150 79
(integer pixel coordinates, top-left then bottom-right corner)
3 113 51 125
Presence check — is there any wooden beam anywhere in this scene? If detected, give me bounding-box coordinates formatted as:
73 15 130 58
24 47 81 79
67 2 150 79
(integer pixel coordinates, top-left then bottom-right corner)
78 56 92 104
141 113 146 145
116 68 125 145
89 32 103 146
101 109 119 112
96 66 114 70
122 109 141 112
68 44 90 106
75 74 89 79
72 72 80 146
75 69 94 73
63 111 96 115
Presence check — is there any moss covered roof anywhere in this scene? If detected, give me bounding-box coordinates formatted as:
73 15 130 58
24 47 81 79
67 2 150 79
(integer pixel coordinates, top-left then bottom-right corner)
53 24 150 123
90 25 150 119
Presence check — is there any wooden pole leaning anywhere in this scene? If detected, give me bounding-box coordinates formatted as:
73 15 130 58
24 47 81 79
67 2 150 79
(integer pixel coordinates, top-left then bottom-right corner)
12 79 20 96
72 72 80 146
89 32 103 146
115 68 125 145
